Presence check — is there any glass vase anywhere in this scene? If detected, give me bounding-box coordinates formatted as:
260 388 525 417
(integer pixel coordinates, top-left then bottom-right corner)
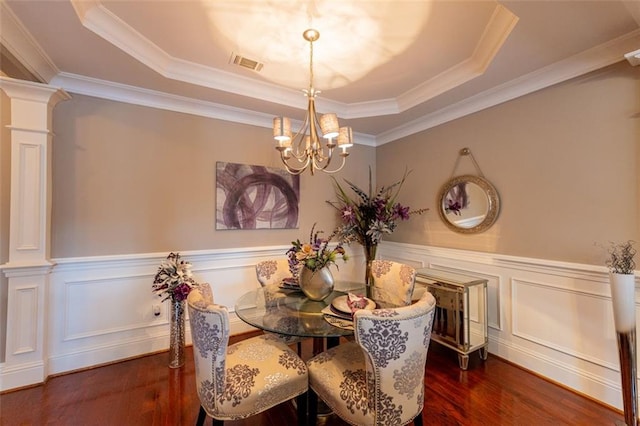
364 243 378 299
169 298 186 368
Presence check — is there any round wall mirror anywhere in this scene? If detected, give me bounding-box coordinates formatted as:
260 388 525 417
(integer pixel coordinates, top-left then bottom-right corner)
438 174 500 234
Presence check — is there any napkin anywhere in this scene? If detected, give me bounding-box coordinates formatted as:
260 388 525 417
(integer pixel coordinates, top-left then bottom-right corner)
346 292 368 313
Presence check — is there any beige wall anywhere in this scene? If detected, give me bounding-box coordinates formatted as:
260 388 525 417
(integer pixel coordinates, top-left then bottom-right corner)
379 61 640 265
49 61 640 265
51 95 375 257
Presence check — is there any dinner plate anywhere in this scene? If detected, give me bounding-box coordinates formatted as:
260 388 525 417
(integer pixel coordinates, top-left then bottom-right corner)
331 295 376 314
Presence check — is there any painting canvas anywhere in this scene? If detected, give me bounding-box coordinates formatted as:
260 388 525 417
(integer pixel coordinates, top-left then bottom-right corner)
216 162 300 230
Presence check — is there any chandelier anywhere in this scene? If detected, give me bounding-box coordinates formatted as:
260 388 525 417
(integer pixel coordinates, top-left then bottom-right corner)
273 29 353 175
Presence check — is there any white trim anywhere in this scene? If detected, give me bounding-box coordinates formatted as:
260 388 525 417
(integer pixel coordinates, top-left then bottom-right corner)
0 2 59 82
0 242 633 411
376 29 640 145
4 0 633 146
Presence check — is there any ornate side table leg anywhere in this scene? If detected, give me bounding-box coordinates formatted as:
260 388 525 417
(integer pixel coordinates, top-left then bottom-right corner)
458 353 469 370
479 346 489 361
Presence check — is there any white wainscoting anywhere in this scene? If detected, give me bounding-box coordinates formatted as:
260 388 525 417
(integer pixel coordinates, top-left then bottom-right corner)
0 242 633 412
379 241 629 412
43 245 363 379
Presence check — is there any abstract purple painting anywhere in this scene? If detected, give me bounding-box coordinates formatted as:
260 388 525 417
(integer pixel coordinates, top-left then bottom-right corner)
215 162 300 230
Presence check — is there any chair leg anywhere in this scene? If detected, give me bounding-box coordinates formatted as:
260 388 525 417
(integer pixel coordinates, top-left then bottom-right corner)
296 391 308 426
297 341 302 355
414 409 424 426
196 406 206 426
212 418 224 426
308 389 318 426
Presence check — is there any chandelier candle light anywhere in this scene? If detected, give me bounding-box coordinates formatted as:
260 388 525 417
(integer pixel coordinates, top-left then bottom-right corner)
273 29 353 175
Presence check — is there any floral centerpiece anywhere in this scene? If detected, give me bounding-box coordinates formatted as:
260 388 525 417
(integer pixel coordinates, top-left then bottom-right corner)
287 224 348 272
152 252 198 302
328 167 427 295
287 224 348 300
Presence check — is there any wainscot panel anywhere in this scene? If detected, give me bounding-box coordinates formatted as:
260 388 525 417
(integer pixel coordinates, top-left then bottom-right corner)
7 246 363 390
380 241 634 412
1 242 632 411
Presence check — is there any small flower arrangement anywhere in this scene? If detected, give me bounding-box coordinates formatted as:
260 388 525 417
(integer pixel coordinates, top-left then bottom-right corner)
606 241 637 275
328 167 428 246
152 252 198 302
287 224 348 273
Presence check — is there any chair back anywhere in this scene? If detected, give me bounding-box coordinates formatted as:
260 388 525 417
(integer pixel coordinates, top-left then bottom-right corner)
370 260 416 306
187 283 229 412
353 289 436 426
255 259 292 286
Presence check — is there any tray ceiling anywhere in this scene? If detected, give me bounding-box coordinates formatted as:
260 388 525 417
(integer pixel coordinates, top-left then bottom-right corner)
2 0 639 145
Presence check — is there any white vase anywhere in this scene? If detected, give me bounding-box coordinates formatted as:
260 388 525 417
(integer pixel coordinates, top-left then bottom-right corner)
611 273 637 333
609 272 638 426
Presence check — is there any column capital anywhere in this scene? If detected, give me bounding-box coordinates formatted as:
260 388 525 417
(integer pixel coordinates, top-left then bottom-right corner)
0 76 70 106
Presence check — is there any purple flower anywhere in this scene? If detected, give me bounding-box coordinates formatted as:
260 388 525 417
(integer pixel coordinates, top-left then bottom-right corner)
341 206 355 223
446 199 461 215
328 168 428 247
394 204 410 220
173 283 192 301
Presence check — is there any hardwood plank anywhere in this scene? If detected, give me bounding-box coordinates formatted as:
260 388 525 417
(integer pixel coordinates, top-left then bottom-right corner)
0 333 623 425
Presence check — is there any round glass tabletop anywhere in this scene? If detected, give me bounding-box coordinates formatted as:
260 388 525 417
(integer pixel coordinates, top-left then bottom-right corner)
234 286 361 338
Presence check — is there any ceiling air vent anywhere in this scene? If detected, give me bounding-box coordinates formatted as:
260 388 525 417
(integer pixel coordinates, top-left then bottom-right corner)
230 53 263 72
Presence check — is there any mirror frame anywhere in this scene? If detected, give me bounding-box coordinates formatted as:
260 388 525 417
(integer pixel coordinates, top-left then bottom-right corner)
437 174 500 234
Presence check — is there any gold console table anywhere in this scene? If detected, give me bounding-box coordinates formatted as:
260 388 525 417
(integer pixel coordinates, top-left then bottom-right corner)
414 269 488 370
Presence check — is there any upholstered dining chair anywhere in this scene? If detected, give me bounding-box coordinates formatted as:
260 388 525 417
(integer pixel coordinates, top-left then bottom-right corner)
187 283 309 426
256 259 294 287
370 260 417 307
255 259 306 353
306 289 437 426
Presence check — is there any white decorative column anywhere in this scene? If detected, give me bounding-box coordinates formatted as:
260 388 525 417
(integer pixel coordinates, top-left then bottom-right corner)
0 77 69 391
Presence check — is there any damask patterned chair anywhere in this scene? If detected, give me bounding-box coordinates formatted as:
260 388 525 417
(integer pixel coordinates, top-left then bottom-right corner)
187 283 309 426
256 259 294 287
306 289 437 426
370 260 417 307
255 259 306 353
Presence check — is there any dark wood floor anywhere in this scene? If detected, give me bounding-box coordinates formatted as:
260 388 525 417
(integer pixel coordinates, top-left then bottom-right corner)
1 331 624 425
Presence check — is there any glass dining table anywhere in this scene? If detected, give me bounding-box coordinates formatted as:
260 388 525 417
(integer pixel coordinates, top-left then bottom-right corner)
234 284 364 353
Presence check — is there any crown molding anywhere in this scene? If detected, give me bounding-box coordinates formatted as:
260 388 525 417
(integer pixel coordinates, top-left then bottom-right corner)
48 72 377 147
626 49 640 66
376 28 640 146
68 0 341 113
0 1 58 83
51 72 274 128
7 0 637 147
67 0 517 120
396 4 519 112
